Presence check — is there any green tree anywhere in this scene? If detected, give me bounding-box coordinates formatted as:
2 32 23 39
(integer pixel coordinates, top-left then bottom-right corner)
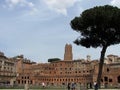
48 58 61 62
70 5 120 88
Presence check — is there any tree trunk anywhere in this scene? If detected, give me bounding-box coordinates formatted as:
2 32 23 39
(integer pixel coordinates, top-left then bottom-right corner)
97 46 107 88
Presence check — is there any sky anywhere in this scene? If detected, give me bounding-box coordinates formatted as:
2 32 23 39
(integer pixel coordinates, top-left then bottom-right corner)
0 0 120 63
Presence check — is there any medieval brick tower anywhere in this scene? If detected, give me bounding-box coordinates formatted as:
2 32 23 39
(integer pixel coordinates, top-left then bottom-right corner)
64 44 73 61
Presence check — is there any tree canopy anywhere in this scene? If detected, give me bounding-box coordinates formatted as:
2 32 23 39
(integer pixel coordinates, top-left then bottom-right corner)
48 58 61 63
70 5 120 88
71 5 120 48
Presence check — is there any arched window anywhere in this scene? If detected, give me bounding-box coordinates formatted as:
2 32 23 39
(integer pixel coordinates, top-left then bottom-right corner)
117 76 120 83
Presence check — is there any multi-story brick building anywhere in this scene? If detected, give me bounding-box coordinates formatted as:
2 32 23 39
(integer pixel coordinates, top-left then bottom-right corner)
15 44 98 86
93 55 120 88
12 55 36 85
0 44 120 88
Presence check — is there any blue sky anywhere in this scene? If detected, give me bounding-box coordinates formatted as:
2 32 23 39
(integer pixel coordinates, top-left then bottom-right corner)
0 0 120 63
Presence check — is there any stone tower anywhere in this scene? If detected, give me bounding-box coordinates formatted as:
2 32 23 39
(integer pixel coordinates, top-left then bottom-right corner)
64 44 73 61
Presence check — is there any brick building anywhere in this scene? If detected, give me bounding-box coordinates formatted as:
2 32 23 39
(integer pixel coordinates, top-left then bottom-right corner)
15 44 98 86
0 44 120 88
93 55 120 88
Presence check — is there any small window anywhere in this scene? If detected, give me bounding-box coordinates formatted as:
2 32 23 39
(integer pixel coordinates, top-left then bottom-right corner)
101 79 103 82
18 80 20 84
109 79 112 82
117 76 120 83
104 77 108 81
107 68 109 72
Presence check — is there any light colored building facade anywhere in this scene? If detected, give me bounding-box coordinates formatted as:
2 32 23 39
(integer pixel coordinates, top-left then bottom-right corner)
0 52 16 86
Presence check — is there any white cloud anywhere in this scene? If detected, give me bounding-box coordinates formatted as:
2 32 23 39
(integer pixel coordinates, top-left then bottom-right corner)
5 0 26 8
28 2 34 7
5 0 38 15
110 0 120 8
3 0 81 16
43 0 81 15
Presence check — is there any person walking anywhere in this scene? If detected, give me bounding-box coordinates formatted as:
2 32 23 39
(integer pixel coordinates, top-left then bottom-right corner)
94 81 98 90
67 83 71 90
42 82 45 88
71 82 75 90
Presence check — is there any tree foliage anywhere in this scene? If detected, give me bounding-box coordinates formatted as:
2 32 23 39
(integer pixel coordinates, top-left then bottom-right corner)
70 5 120 88
48 58 61 63
71 5 120 48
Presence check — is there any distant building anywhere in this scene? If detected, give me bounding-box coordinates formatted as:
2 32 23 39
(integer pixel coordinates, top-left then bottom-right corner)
94 55 120 88
15 44 98 86
12 55 36 85
0 44 120 88
0 52 16 86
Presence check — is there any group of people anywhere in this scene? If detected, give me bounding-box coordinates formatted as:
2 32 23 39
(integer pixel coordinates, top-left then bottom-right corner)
67 81 98 90
67 82 76 90
42 81 98 90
